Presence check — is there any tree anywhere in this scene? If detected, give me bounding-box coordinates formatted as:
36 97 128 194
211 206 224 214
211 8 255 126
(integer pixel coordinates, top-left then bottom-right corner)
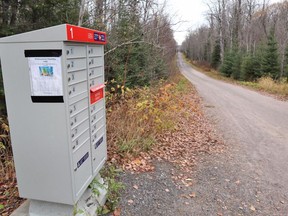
231 50 242 80
211 40 221 68
284 46 288 82
261 31 280 79
220 50 235 77
240 53 261 81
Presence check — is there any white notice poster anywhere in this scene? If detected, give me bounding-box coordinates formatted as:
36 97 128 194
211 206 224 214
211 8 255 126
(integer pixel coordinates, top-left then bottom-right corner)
28 57 63 96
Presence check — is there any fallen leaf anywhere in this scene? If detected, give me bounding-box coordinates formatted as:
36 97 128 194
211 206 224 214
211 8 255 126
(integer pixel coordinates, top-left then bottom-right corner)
250 205 256 211
113 208 121 216
235 180 240 184
280 200 285 204
133 185 139 190
185 202 189 205
165 189 170 192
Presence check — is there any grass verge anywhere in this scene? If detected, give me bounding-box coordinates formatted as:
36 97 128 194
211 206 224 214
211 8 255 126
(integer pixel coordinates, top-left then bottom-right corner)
106 73 192 165
183 54 288 100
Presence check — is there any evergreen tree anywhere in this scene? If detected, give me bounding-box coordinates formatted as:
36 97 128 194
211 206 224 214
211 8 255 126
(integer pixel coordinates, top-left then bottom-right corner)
220 50 234 77
231 51 242 80
261 32 280 79
240 53 261 81
284 46 288 82
211 40 221 69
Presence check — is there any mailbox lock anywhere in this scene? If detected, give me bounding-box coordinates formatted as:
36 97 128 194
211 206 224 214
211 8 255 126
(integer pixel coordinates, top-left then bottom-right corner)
71 122 74 126
74 168 77 172
68 90 72 95
72 146 75 150
68 77 71 82
66 50 69 55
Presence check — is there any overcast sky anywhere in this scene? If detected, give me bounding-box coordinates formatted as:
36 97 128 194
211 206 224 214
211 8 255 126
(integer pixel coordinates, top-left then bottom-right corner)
165 0 283 45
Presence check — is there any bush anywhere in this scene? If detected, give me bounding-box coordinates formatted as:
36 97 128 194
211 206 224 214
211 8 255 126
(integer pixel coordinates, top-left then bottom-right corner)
258 77 288 95
240 54 261 81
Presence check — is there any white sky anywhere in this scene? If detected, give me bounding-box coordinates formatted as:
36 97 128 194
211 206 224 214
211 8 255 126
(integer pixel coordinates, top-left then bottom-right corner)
165 0 283 45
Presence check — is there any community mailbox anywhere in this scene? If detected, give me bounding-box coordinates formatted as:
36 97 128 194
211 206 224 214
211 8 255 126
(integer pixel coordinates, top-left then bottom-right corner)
0 24 107 205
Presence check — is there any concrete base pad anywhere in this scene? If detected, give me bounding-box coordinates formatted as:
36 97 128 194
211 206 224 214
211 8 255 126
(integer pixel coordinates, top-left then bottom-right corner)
11 175 108 216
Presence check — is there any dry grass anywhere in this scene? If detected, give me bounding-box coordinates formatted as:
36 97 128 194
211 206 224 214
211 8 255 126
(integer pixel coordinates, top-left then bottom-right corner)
240 77 288 99
182 54 288 100
106 73 192 162
258 77 288 96
0 116 23 216
182 55 233 82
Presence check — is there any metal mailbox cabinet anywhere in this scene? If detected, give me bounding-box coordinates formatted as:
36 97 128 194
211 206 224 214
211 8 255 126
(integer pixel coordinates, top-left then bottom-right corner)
0 24 107 205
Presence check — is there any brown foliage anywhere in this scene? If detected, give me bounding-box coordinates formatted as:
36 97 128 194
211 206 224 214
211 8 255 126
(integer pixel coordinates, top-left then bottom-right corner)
106 73 225 173
0 117 23 216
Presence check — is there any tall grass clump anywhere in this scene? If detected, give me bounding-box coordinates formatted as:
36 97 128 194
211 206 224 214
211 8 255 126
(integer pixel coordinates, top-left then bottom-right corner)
258 77 288 96
106 73 191 160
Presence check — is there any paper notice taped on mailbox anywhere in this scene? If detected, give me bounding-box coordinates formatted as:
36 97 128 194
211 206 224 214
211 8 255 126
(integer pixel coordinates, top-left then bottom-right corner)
28 57 63 96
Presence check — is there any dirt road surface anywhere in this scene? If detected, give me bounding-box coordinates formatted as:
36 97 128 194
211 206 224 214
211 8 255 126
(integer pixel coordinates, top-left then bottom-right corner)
178 53 288 215
118 54 288 216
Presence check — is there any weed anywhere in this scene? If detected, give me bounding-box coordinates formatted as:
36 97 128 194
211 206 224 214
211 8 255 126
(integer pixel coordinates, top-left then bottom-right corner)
176 78 189 92
117 136 155 156
97 165 125 215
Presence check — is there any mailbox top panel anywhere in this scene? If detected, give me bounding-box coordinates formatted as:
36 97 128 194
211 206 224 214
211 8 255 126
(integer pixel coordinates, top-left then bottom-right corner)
0 24 107 45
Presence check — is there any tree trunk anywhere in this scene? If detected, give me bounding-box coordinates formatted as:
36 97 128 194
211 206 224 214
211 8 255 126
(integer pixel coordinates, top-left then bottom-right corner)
78 0 86 26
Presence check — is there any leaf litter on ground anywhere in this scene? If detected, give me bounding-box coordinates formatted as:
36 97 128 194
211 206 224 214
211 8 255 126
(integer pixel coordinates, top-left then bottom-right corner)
106 74 225 187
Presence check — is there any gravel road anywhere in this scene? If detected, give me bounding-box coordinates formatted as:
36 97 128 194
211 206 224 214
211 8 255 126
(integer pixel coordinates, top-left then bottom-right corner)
179 53 288 215
118 54 288 215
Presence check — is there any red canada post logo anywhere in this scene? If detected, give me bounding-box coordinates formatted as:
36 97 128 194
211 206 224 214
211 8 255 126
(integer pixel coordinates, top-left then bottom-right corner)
88 33 93 40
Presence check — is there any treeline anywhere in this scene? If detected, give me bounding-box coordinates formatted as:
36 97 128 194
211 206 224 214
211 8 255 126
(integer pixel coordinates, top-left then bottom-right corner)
182 0 288 81
0 0 177 88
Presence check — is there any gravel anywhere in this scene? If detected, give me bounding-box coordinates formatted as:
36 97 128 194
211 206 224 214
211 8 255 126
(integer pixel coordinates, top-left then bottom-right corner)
115 54 288 215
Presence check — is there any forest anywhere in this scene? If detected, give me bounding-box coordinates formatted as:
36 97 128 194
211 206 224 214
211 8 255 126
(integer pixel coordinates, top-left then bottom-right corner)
0 1 177 214
0 0 177 105
182 0 288 82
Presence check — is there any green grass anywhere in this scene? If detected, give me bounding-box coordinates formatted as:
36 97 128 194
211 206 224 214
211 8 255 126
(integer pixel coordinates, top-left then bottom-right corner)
117 136 155 156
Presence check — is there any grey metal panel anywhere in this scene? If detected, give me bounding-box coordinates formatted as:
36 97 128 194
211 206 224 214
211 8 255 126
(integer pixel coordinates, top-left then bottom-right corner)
69 97 89 117
0 42 74 205
0 24 67 43
66 58 87 72
72 138 92 196
0 35 107 205
67 70 87 86
88 66 103 79
88 45 103 57
66 45 86 59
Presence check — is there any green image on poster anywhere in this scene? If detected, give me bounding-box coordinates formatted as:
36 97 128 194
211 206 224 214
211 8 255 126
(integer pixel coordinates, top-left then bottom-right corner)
39 66 53 76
